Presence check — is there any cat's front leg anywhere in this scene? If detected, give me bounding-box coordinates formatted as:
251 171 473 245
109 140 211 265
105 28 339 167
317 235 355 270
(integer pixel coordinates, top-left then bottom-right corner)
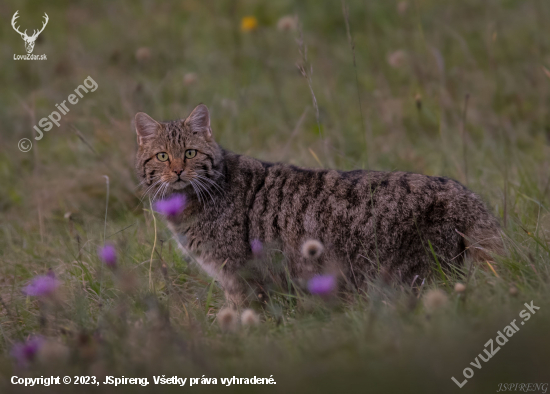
195 259 248 307
218 274 247 307
167 223 249 307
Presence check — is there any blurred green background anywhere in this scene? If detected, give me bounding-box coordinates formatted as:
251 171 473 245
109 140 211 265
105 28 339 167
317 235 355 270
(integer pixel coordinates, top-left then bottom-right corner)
0 1 550 393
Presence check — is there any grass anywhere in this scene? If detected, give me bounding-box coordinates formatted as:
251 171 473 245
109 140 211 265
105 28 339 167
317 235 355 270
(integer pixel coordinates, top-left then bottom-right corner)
1 0 550 393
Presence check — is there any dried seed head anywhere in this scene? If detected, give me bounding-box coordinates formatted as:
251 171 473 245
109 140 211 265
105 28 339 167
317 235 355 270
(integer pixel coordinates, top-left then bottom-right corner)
509 286 518 297
301 239 324 259
397 1 409 15
387 50 407 68
217 308 239 332
135 47 151 62
183 73 198 86
454 283 466 294
241 309 260 326
423 289 449 313
277 15 298 32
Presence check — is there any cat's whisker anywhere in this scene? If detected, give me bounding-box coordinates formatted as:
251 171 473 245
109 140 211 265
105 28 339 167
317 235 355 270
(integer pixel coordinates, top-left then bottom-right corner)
139 179 163 204
139 180 158 196
143 181 161 197
134 179 148 190
151 182 167 202
213 169 225 178
194 174 225 195
141 178 161 194
135 176 159 191
197 168 225 179
193 177 216 205
189 180 204 205
194 180 212 205
189 183 200 205
196 170 225 185
158 182 170 202
160 183 170 201
195 179 213 205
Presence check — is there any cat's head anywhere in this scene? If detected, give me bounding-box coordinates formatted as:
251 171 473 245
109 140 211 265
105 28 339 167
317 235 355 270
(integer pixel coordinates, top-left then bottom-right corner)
134 104 222 201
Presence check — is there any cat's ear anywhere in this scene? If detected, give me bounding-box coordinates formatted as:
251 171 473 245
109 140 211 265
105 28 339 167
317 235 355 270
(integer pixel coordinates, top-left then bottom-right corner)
184 104 213 141
135 112 161 145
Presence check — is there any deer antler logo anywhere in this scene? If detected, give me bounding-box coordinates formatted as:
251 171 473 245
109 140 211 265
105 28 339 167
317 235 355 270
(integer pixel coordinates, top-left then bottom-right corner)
11 11 49 54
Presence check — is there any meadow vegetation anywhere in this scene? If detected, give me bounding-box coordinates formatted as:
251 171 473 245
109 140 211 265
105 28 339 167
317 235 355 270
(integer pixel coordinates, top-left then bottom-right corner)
1 1 550 392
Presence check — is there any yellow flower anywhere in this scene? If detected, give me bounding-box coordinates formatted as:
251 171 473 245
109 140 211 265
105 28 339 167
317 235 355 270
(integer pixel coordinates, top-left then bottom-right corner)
241 16 258 32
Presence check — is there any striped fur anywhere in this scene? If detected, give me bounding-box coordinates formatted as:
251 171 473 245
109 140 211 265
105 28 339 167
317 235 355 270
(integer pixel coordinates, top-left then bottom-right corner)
135 105 504 305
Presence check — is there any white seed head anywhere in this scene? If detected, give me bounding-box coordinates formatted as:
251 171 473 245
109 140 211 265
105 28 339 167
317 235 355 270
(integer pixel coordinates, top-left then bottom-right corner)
183 72 198 86
277 15 298 32
135 47 151 62
301 239 324 259
217 308 239 332
387 50 407 68
241 309 260 326
454 282 466 293
397 1 409 15
423 289 449 313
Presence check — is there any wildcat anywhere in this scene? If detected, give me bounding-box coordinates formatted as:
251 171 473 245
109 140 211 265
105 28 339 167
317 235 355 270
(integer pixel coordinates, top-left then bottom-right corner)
135 104 504 305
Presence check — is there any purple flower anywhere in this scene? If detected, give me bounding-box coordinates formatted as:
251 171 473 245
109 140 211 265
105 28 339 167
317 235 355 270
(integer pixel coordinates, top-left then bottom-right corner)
98 244 117 267
307 275 336 295
11 336 44 367
23 275 60 297
154 194 186 217
250 239 263 256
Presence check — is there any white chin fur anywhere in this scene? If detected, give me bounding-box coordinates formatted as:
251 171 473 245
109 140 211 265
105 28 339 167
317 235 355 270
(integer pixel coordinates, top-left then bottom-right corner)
171 181 187 190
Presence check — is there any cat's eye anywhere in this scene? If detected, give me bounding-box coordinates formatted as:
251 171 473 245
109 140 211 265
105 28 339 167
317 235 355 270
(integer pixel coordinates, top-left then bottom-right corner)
156 152 169 162
185 149 197 159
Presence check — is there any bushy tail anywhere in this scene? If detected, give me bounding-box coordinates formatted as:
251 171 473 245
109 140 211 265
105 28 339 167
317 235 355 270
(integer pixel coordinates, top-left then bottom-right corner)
463 218 505 263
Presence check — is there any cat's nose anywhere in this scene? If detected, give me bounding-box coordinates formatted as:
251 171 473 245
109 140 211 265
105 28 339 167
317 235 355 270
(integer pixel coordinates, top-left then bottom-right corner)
173 169 183 176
